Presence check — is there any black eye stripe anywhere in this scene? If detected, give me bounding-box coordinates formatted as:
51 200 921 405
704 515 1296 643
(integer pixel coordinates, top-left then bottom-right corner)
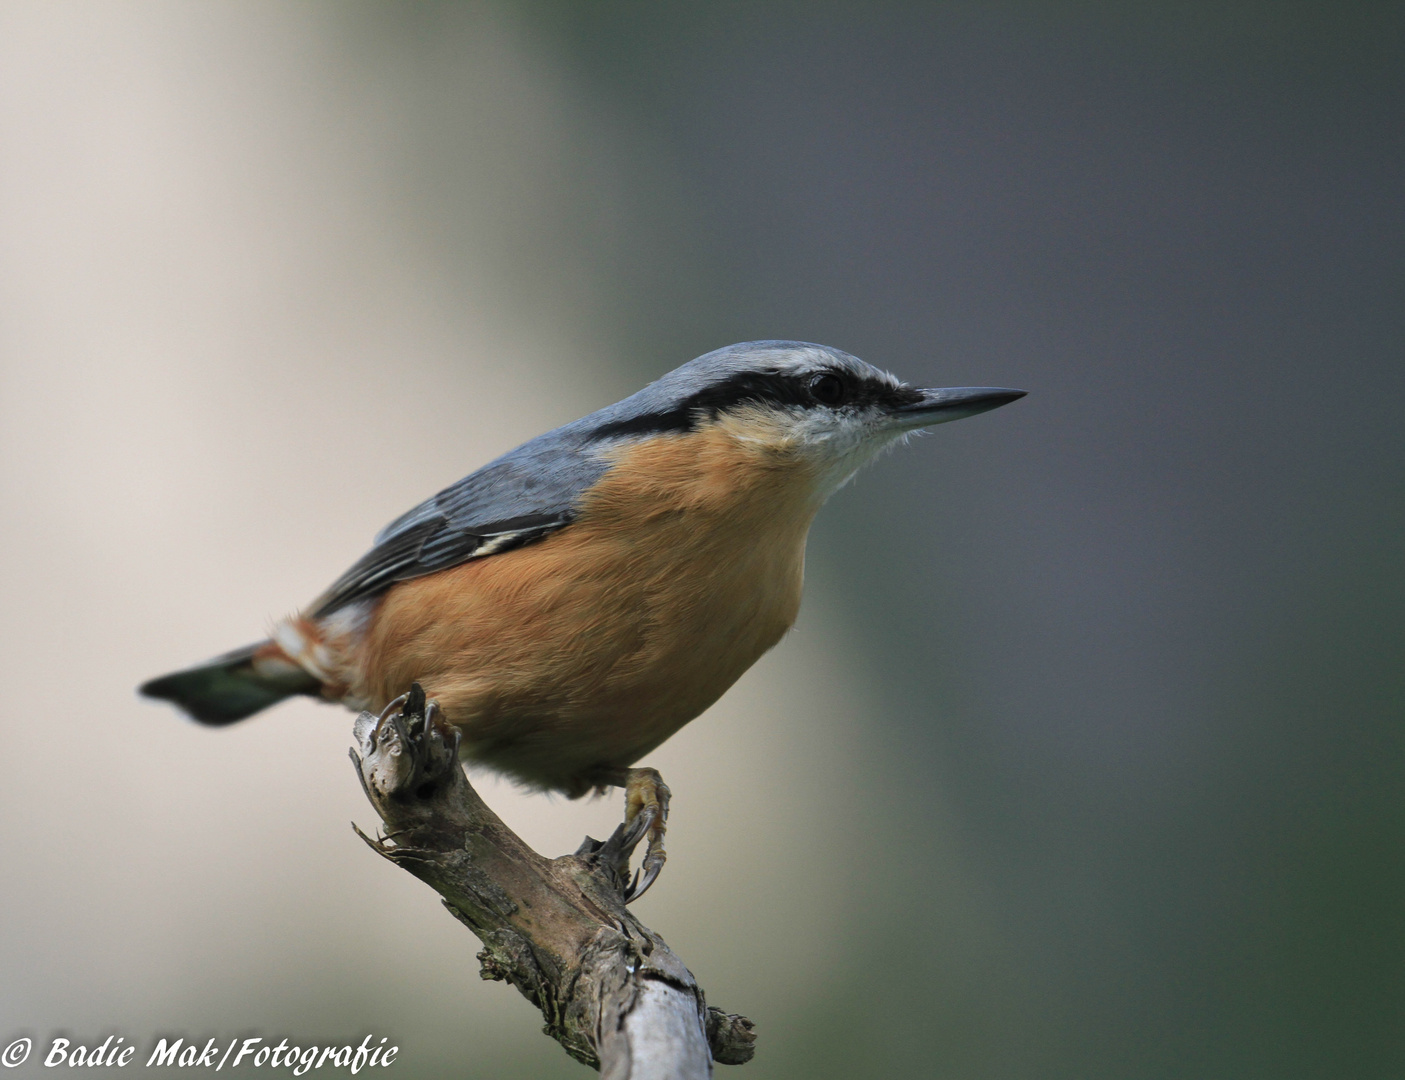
588 372 803 440
589 369 923 441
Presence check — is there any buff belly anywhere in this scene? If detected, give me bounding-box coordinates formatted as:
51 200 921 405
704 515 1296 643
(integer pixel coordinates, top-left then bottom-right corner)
341 425 821 795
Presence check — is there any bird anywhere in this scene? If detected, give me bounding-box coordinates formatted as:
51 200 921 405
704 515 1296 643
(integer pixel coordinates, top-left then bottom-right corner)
141 340 1024 899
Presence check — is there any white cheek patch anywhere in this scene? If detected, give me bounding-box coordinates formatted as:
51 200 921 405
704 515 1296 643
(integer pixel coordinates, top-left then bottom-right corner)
789 406 903 496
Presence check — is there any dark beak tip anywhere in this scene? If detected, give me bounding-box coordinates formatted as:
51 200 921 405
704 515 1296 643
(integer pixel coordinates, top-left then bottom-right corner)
892 385 1028 425
979 388 1028 407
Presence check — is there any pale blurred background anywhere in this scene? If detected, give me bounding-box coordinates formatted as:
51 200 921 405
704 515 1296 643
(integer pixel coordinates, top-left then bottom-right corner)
1 3 1402 1078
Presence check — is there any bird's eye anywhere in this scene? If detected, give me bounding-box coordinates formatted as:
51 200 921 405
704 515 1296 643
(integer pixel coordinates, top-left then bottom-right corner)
809 373 847 406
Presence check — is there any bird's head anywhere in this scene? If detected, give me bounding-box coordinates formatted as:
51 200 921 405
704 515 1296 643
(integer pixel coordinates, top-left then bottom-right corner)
585 340 1025 499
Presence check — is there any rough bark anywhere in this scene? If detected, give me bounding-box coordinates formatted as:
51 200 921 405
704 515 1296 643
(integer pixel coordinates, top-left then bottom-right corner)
349 687 756 1075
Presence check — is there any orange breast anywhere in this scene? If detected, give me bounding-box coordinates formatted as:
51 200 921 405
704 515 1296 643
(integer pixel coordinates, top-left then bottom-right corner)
350 419 823 794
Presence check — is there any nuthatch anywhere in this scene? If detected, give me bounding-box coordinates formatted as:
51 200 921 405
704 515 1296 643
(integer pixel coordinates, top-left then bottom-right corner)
142 341 1024 899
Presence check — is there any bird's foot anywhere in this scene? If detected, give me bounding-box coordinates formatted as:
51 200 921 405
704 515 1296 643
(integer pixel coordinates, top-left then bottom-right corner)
620 767 670 903
586 766 671 904
352 683 460 802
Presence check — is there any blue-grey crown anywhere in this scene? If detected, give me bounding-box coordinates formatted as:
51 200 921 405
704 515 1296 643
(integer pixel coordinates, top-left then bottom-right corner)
580 340 914 442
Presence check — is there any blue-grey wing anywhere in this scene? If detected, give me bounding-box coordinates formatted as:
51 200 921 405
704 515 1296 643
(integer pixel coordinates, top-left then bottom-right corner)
310 428 609 617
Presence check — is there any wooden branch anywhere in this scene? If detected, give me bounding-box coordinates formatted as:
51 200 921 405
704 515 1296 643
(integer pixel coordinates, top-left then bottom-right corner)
348 687 756 1076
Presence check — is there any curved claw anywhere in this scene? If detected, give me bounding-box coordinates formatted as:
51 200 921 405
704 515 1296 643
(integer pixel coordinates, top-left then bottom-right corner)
596 811 649 875
624 852 665 903
619 804 656 851
378 692 410 723
387 706 411 752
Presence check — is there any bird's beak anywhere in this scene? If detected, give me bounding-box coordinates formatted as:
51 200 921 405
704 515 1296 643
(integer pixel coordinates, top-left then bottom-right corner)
887 386 1027 430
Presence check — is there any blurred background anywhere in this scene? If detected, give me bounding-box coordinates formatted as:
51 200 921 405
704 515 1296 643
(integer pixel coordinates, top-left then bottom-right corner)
1 3 1402 1077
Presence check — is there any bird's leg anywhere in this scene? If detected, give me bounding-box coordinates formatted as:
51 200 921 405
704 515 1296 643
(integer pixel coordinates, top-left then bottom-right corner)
619 767 670 903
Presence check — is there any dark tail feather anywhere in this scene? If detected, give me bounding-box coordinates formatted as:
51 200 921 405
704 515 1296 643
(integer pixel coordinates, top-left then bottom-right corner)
139 642 321 726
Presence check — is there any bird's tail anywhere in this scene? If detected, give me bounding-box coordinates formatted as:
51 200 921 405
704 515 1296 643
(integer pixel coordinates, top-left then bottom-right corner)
139 641 321 725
